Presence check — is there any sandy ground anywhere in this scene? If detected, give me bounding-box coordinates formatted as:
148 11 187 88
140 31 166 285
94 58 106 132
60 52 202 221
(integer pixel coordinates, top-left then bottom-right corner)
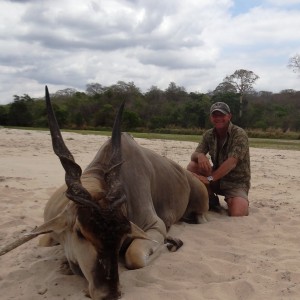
0 128 300 300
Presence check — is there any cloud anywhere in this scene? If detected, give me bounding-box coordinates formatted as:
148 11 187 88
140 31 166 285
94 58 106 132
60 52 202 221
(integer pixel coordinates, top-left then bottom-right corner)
0 0 299 104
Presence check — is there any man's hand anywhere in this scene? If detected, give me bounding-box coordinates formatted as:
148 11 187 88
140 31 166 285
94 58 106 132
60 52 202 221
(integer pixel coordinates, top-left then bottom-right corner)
197 153 212 176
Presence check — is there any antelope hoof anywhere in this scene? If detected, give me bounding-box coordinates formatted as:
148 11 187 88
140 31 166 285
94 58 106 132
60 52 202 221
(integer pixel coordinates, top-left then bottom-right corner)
165 237 183 252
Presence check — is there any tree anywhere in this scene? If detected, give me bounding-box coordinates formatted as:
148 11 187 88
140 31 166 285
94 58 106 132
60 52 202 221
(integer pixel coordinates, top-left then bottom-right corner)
8 95 33 126
122 110 141 129
213 81 237 95
54 88 77 97
103 81 142 108
288 54 300 73
165 82 188 102
224 69 259 117
181 94 211 128
86 83 105 96
50 103 69 128
0 105 8 125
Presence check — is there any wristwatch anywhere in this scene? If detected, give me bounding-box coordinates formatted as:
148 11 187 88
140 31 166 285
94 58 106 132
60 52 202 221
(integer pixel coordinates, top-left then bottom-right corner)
207 176 214 183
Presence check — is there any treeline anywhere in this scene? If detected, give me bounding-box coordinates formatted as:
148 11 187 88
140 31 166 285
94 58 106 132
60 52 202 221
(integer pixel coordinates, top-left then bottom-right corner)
0 81 299 137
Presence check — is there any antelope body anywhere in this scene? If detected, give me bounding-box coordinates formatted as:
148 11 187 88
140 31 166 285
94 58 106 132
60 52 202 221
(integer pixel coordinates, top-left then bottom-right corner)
24 87 209 299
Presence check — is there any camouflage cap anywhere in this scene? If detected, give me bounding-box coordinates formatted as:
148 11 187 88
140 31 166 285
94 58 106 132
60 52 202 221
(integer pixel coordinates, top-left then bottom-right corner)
210 102 231 115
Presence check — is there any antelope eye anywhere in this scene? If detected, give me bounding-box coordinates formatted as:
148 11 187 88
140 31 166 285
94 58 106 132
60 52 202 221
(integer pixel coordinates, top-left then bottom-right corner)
76 229 85 239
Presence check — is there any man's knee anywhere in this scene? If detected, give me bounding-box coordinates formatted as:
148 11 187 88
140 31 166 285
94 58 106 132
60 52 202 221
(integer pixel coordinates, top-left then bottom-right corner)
187 161 199 173
187 161 211 177
227 197 249 217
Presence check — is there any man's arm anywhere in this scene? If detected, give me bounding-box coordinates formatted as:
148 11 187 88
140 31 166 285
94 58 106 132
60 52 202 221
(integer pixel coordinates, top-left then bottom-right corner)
193 156 238 185
190 152 212 176
211 156 238 181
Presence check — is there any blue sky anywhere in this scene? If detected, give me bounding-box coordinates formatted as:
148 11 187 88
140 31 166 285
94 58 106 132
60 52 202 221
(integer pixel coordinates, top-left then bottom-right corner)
230 0 263 15
232 0 300 15
0 0 299 104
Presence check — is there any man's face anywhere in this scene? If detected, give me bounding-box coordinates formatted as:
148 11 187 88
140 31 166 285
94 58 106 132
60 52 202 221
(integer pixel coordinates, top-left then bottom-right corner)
210 111 232 129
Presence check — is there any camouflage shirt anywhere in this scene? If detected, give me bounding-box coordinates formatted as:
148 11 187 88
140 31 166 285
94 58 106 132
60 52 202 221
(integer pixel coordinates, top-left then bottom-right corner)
195 122 251 191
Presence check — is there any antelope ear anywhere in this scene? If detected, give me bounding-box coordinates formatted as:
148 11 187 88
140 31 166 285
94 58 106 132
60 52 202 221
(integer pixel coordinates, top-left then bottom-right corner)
29 214 68 236
128 222 158 243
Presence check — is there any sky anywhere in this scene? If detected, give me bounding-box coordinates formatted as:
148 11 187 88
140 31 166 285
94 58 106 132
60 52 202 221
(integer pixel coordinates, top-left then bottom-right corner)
0 0 300 105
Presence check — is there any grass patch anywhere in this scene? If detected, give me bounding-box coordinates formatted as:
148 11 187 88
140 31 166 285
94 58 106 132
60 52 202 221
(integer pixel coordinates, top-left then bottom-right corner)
248 138 300 151
130 133 300 151
3 126 300 151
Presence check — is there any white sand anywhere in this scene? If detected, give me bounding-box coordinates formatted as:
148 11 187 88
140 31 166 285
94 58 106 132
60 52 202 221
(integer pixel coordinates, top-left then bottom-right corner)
1 128 300 300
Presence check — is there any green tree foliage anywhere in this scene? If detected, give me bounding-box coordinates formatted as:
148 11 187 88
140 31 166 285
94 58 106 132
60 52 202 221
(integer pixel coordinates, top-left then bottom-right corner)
0 105 8 125
31 99 48 127
122 110 141 130
179 93 211 128
143 86 165 128
8 94 34 126
213 81 237 94
93 104 114 127
2 80 300 134
165 82 187 102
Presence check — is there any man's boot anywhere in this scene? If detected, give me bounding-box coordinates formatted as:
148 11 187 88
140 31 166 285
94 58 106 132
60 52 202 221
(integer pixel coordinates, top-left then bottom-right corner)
209 193 222 213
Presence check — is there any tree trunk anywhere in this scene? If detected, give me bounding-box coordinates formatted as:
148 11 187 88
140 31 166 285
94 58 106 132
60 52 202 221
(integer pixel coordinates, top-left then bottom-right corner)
239 94 243 118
